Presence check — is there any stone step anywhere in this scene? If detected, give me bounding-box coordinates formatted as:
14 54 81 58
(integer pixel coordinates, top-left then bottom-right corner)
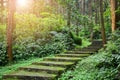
2 41 103 80
65 51 95 54
43 57 82 62
83 48 101 50
3 71 57 80
56 54 90 57
84 46 102 49
92 40 103 44
19 65 65 74
32 61 75 68
88 45 102 47
79 49 98 51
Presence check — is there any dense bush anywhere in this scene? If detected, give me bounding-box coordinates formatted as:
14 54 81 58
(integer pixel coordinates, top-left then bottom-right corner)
95 30 120 79
0 24 7 65
12 32 74 60
0 42 7 66
69 31 82 45
14 13 66 42
52 32 75 50
0 29 74 66
12 12 67 60
59 30 120 80
0 12 69 66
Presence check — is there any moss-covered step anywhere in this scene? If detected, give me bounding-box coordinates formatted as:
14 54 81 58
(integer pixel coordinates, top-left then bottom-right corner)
88 45 102 47
56 54 90 57
79 48 98 52
65 51 95 54
84 46 102 49
92 40 103 44
32 61 75 67
43 57 82 62
3 70 57 80
19 65 65 74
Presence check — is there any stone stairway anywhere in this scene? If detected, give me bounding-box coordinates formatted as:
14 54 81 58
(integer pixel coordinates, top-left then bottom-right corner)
2 40 103 80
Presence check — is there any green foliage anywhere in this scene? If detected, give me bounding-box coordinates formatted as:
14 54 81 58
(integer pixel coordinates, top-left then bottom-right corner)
15 13 66 42
104 7 111 37
12 12 66 59
34 42 65 57
0 12 68 66
75 38 91 49
69 31 82 45
57 0 74 6
40 12 66 31
59 52 110 80
0 41 7 66
0 24 7 65
52 32 75 50
59 30 120 80
8 32 74 64
95 30 120 79
0 57 43 79
0 24 6 42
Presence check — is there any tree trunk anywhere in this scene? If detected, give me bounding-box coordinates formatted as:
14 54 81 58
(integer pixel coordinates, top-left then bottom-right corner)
76 0 79 36
89 0 93 41
94 0 98 24
100 0 106 45
82 0 86 28
110 0 120 32
7 0 16 62
0 0 4 24
67 4 71 29
83 0 85 14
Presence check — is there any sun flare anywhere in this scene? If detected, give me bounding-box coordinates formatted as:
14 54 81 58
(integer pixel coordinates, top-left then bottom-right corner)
16 0 28 7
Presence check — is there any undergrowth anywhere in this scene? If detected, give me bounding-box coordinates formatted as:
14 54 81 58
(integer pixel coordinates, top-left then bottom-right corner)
59 30 120 80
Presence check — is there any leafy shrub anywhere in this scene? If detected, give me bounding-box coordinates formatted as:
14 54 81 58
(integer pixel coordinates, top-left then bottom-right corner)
34 42 64 57
52 32 75 50
0 42 7 66
59 30 120 80
69 31 82 45
15 13 66 42
0 24 7 65
12 33 72 60
0 12 68 66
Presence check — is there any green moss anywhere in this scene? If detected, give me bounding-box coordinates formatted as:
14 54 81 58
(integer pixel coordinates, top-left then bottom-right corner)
39 61 74 65
4 70 57 80
69 31 82 45
0 57 43 80
20 65 65 71
56 54 90 57
8 70 57 77
45 57 82 60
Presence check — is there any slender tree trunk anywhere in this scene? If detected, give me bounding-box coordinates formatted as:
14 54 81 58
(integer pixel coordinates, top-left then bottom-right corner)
83 0 86 28
110 0 116 32
110 0 120 32
83 0 85 14
76 0 79 36
89 0 93 41
100 0 106 45
7 0 16 62
115 1 120 29
94 0 98 24
0 0 4 24
67 4 71 29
